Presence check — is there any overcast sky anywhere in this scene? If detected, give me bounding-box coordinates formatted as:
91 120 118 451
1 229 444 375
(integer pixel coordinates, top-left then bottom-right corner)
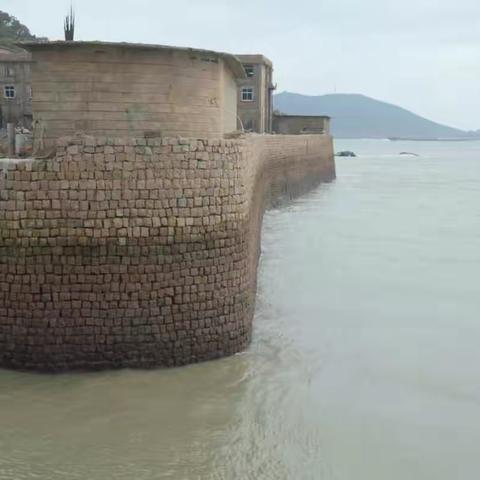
4 0 480 130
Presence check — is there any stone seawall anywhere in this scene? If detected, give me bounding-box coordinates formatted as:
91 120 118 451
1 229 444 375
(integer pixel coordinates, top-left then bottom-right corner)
0 134 334 371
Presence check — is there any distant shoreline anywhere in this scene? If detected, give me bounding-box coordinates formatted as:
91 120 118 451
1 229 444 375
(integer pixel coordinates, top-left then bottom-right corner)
387 137 480 142
334 137 480 142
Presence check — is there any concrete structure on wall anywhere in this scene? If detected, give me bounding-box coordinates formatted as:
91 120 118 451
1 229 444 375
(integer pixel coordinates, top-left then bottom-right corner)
21 41 246 150
236 55 274 133
0 46 32 129
273 114 331 135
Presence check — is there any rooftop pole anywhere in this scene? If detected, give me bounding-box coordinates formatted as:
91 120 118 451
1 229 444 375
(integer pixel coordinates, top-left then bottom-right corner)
64 4 75 41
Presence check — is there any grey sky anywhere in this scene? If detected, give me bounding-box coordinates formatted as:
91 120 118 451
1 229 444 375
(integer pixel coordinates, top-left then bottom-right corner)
4 0 480 130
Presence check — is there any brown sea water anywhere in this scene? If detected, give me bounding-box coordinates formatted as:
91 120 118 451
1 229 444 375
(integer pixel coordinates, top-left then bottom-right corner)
1 139 480 479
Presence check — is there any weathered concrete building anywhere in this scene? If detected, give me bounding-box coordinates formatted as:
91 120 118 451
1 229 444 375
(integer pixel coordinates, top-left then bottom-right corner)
0 46 32 128
236 54 274 133
273 114 331 135
22 41 246 149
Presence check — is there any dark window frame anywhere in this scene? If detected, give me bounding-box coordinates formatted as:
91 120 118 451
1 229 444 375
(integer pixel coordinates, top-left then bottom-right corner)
4 85 16 99
244 64 255 78
241 87 254 102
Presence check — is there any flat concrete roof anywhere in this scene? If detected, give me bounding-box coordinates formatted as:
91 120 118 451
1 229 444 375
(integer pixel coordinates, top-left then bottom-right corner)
236 54 273 68
19 40 246 79
274 114 331 120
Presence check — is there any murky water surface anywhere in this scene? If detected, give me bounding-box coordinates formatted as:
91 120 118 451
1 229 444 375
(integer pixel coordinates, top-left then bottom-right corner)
1 139 480 479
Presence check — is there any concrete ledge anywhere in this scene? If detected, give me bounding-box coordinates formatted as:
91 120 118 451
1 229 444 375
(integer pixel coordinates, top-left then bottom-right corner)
0 134 335 372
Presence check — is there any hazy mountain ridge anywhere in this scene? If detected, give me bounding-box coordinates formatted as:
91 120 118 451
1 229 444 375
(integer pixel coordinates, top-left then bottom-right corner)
274 92 479 139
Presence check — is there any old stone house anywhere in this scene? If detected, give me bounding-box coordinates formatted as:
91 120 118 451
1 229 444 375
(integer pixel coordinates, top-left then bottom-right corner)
0 46 32 128
236 54 275 133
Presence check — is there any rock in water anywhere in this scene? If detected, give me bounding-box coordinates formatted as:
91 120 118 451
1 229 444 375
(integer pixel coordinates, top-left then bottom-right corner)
399 152 420 157
336 151 357 157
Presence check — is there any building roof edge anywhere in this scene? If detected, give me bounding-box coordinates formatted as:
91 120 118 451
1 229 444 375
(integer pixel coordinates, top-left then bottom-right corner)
273 113 331 119
17 40 246 78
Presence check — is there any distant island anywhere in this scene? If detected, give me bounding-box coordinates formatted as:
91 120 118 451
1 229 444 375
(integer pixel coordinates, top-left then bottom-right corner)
274 92 480 140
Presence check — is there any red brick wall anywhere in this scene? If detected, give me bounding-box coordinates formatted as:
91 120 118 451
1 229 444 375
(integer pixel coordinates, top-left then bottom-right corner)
0 134 334 371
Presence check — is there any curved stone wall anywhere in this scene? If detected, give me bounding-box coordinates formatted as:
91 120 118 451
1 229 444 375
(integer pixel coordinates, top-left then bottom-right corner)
0 134 334 371
27 42 241 150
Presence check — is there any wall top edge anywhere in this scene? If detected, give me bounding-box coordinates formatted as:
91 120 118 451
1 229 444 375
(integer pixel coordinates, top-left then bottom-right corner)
53 133 330 148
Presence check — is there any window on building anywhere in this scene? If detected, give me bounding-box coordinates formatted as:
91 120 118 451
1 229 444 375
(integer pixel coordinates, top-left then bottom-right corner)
4 85 15 99
244 64 255 77
241 87 254 102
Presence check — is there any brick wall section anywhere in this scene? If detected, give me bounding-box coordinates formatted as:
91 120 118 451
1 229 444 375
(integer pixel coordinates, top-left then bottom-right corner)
0 134 335 372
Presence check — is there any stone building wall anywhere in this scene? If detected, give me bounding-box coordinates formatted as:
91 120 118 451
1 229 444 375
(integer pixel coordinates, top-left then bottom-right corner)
236 55 273 133
0 134 334 371
24 42 244 149
0 47 32 128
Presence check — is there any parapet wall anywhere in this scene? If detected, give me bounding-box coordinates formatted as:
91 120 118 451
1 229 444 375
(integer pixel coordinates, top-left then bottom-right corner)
273 115 331 135
0 134 334 371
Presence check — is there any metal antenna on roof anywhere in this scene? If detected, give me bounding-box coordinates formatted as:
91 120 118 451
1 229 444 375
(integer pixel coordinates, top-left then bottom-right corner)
64 3 75 41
